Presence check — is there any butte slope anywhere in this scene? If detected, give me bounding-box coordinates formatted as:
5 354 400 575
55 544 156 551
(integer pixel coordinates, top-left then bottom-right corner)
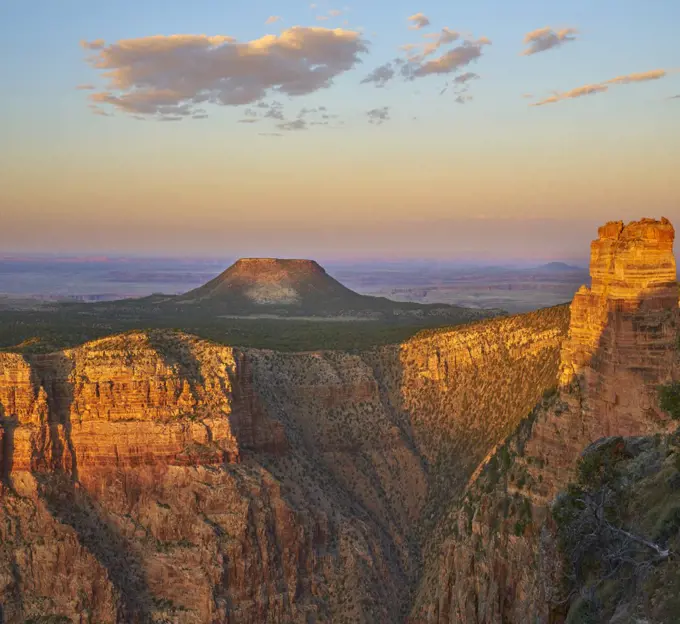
168 258 500 321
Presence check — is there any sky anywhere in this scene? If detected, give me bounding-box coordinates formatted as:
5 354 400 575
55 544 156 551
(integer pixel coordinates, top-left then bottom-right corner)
1 0 679 261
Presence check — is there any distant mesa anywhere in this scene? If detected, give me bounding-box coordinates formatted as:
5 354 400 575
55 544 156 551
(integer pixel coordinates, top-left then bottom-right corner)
181 258 357 306
173 257 500 321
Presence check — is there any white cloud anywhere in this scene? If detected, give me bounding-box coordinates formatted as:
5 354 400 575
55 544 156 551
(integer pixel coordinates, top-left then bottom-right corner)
81 29 369 120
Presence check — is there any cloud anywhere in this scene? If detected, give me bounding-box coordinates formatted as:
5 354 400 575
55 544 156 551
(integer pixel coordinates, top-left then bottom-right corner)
278 119 307 131
521 27 578 56
265 108 285 120
259 132 283 137
263 101 285 120
265 16 282 25
408 37 491 78
238 118 260 123
454 94 473 104
363 32 489 94
531 68 670 106
329 9 342 17
408 13 430 30
670 94 680 99
411 27 461 62
80 39 105 50
531 83 609 106
360 61 396 87
604 69 667 84
75 84 96 90
453 71 479 84
367 106 390 124
81 28 369 119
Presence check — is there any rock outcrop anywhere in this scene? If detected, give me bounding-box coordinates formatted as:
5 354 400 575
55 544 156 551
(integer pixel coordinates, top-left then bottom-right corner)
560 217 677 385
411 217 680 623
4 217 672 623
0 304 568 623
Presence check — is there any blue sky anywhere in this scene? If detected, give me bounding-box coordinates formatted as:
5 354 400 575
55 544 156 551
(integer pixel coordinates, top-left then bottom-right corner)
1 0 679 259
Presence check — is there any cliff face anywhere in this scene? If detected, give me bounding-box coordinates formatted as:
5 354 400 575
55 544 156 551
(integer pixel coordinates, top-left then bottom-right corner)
411 217 680 623
0 304 568 623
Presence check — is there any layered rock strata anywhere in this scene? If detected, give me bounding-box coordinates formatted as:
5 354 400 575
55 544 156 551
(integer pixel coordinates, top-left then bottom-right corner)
0 304 568 623
411 217 680 623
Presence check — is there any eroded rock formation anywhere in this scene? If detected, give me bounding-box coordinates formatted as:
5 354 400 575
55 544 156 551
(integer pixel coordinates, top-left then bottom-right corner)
411 217 680 623
2 217 672 623
0 306 567 623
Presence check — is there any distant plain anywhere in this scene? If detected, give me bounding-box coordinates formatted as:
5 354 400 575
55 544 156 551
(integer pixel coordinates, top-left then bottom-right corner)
0 256 588 353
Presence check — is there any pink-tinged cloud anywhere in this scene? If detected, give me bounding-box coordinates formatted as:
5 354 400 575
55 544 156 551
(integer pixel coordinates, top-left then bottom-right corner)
80 39 105 50
81 29 369 120
408 13 430 30
409 27 461 62
531 68 670 106
362 31 489 91
531 84 608 106
410 38 491 77
265 16 282 25
521 27 578 56
605 69 667 84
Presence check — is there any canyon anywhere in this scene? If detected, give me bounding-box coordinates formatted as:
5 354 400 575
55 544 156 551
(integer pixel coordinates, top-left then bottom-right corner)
0 217 678 623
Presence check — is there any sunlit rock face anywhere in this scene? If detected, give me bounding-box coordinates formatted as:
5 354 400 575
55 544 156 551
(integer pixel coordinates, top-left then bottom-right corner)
3 219 676 624
560 217 677 385
0 304 568 623
411 218 680 624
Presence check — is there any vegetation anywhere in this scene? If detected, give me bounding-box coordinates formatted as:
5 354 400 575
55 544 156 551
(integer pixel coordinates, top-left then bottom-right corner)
553 433 680 622
657 381 680 420
0 303 499 354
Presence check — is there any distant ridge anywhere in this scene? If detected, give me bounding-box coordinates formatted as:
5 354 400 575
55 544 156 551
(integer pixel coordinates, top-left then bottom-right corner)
534 261 586 272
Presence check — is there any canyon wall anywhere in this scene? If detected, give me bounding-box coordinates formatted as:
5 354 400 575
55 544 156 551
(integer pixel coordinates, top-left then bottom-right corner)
0 304 568 623
410 217 680 623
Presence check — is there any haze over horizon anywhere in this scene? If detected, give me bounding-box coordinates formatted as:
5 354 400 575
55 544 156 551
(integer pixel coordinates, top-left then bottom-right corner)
2 0 679 259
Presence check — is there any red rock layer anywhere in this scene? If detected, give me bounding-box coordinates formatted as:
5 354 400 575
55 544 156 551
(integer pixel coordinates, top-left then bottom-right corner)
0 303 569 623
560 216 677 384
411 218 680 623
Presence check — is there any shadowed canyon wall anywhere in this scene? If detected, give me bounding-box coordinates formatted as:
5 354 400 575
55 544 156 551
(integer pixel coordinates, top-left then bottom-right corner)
1 218 676 623
0 303 568 622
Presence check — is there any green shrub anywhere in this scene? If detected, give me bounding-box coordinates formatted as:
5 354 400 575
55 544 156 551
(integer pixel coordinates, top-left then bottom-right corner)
658 383 680 420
